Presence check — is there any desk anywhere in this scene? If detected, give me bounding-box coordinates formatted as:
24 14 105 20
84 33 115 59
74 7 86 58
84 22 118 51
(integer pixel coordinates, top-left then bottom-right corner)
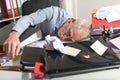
1 51 120 80
0 55 120 80
0 71 34 80
1 23 120 80
0 67 120 80
52 68 120 80
0 55 34 80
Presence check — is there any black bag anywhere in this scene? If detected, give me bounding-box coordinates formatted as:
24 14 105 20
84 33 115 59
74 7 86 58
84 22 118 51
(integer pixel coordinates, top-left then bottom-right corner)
20 38 120 78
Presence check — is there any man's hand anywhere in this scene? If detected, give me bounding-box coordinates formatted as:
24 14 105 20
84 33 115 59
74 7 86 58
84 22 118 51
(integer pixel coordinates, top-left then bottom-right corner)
3 31 21 59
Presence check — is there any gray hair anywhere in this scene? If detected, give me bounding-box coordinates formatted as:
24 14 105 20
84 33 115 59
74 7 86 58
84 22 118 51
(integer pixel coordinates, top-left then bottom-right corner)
73 19 91 41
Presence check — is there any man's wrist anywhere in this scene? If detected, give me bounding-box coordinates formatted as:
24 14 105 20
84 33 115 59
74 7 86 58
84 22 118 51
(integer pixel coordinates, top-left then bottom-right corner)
9 30 20 38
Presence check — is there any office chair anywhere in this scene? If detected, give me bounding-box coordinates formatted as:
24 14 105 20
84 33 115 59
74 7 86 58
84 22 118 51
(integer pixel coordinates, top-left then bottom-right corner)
22 0 60 16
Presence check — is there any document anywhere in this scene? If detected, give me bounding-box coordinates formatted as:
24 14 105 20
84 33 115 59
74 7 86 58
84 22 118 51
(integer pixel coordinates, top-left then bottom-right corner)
64 46 81 57
90 40 108 56
20 30 42 47
27 40 46 48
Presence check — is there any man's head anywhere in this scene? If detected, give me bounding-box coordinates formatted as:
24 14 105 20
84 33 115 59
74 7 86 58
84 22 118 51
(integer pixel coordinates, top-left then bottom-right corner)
58 19 91 41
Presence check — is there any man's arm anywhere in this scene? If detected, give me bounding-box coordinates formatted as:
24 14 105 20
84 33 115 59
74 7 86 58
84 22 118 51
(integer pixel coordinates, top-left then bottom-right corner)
12 6 59 35
3 6 67 59
3 6 54 59
3 6 72 59
13 6 73 35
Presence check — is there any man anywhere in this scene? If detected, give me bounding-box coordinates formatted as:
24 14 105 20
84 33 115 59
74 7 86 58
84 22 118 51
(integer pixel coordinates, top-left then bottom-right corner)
3 6 91 59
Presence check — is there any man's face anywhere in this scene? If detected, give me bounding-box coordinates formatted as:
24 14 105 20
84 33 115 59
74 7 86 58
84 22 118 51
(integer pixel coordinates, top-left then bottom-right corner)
58 23 81 41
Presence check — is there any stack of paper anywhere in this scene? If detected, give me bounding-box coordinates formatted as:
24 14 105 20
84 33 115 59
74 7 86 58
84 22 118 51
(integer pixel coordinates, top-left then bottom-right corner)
94 5 120 22
20 30 42 47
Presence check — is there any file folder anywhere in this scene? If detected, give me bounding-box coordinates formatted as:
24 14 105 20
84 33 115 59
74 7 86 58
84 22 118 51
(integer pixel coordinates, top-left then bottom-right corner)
92 13 120 27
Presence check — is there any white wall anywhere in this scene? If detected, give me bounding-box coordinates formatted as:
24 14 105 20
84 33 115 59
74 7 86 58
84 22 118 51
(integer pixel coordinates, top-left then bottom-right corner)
61 0 74 16
0 7 1 13
62 0 120 23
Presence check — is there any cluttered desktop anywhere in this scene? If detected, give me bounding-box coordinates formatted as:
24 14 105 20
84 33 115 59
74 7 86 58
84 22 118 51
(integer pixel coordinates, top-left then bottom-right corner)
0 1 120 80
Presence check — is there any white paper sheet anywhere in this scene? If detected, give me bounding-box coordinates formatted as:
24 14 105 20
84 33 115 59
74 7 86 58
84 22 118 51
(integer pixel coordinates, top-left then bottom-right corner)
94 5 120 22
20 30 42 47
64 46 81 56
90 40 108 56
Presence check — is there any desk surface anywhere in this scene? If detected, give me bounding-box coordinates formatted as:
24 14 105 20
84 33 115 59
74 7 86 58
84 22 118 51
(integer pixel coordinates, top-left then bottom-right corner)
0 58 120 80
53 68 120 80
0 67 120 80
1 54 120 80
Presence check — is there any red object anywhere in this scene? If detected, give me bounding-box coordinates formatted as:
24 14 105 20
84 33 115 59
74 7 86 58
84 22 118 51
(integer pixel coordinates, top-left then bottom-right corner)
0 51 7 66
92 13 120 27
82 54 91 60
11 0 19 17
0 51 5 56
0 0 13 18
83 54 90 59
34 62 45 80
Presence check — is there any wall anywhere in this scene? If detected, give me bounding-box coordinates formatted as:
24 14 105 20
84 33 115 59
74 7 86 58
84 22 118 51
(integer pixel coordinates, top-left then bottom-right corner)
62 0 120 23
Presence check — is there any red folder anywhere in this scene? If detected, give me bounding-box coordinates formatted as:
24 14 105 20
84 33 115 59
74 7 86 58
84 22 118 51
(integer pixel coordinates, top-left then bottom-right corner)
11 0 19 17
92 13 120 27
0 0 13 18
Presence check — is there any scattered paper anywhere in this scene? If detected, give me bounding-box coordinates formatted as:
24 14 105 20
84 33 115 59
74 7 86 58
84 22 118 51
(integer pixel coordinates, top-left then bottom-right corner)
90 40 108 56
110 36 120 50
94 5 120 22
2 60 13 66
27 40 46 48
44 35 66 53
64 46 81 56
20 30 42 47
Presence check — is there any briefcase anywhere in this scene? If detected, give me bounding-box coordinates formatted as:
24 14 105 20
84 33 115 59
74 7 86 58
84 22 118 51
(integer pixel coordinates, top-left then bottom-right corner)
20 38 120 78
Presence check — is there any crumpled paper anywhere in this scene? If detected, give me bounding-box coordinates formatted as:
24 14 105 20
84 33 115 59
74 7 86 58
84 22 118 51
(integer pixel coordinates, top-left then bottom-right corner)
44 35 66 53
